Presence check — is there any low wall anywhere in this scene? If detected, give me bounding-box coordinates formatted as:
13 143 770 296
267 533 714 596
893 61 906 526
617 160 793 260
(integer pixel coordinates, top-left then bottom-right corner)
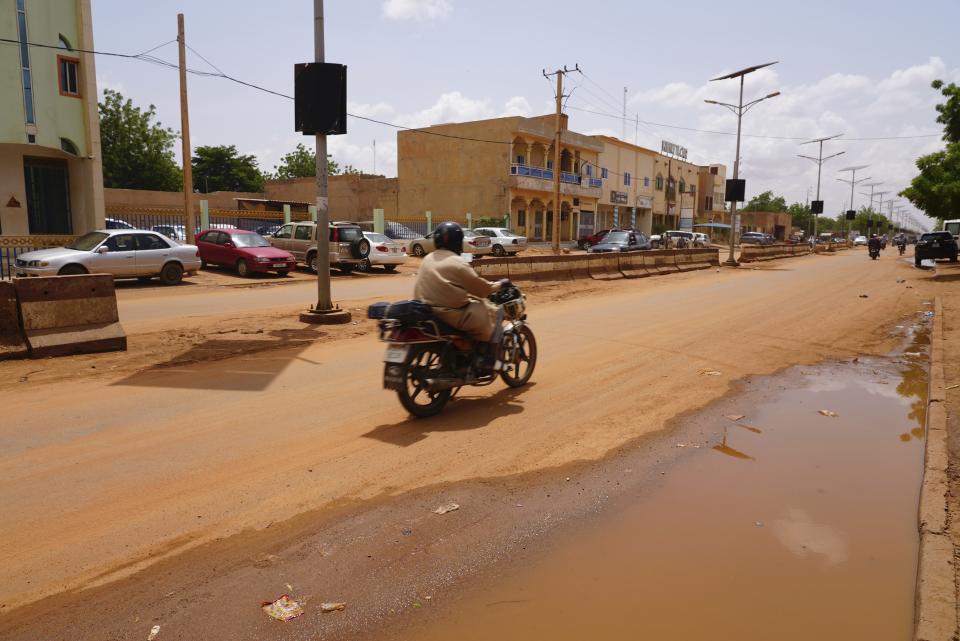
740 243 814 262
473 248 720 283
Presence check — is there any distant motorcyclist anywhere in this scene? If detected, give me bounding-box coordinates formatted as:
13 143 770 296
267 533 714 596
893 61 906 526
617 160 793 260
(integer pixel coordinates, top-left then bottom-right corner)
413 222 508 368
897 235 907 255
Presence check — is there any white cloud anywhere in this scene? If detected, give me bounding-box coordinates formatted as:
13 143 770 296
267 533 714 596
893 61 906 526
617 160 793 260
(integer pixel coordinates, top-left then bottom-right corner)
347 101 396 120
382 0 452 21
502 96 532 117
395 91 494 128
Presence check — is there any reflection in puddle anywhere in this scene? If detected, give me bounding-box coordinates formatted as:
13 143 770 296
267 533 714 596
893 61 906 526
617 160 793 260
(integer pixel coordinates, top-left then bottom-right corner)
773 507 849 565
402 320 930 641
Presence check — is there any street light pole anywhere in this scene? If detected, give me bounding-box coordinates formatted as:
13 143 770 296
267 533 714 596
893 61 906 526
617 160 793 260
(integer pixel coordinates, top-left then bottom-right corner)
799 134 844 242
705 61 779 266
301 0 350 324
836 165 869 238
859 182 883 234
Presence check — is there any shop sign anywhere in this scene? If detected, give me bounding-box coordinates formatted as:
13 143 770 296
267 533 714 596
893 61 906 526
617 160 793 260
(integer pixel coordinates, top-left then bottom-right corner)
661 140 688 160
636 196 652 209
610 190 628 204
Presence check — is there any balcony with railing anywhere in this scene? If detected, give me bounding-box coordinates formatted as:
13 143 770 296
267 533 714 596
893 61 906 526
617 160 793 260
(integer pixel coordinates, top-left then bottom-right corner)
509 164 602 198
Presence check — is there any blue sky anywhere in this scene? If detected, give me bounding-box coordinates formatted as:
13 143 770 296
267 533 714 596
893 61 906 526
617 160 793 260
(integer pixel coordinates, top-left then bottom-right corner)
90 0 959 227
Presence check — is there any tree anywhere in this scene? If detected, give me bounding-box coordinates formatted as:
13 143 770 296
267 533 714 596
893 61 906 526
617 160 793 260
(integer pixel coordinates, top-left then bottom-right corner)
192 145 266 193
741 190 788 212
901 80 960 223
271 143 343 179
98 89 182 191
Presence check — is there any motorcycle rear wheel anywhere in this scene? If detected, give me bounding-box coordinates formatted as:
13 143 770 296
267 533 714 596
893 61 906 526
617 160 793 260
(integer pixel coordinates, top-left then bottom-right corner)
397 344 452 418
500 325 537 388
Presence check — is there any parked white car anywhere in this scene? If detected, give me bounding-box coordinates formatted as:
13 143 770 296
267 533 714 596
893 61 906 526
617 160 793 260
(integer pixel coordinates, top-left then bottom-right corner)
692 232 711 247
14 229 202 285
853 235 868 246
359 232 408 273
473 227 528 256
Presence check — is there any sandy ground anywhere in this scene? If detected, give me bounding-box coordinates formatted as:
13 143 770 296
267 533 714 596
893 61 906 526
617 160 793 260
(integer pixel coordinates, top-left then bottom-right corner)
0 248 948 639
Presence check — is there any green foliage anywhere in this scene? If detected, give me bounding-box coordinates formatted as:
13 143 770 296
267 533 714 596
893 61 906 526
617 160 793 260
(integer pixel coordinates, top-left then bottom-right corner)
740 190 788 213
270 144 347 179
475 216 507 228
901 80 960 223
98 89 182 191
192 145 266 193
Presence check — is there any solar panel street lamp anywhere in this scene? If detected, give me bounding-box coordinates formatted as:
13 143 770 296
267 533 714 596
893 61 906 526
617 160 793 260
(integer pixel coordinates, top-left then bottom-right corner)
798 134 844 242
705 61 780 266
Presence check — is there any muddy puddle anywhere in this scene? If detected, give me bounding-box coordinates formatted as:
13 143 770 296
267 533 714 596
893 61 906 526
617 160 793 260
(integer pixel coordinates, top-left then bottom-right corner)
397 323 930 641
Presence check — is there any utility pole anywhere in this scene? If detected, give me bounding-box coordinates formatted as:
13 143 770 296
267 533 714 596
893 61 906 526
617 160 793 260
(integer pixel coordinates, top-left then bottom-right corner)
705 61 780 266
622 86 627 141
373 139 376 175
798 134 844 243
837 165 869 239
177 14 195 245
301 0 350 324
543 64 579 254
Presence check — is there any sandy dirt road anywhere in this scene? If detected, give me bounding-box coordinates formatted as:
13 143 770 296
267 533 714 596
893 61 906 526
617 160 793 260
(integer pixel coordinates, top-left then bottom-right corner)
0 250 934 630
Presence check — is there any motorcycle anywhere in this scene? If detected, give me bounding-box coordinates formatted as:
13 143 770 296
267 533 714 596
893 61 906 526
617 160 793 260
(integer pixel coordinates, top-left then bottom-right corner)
372 286 537 417
869 246 880 260
898 243 906 256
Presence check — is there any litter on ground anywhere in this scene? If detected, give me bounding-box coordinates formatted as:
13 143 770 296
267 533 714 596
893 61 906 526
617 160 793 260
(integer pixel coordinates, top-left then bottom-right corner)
147 625 161 641
433 502 460 515
262 595 304 621
321 602 347 613
818 410 839 417
725 414 745 422
699 368 722 376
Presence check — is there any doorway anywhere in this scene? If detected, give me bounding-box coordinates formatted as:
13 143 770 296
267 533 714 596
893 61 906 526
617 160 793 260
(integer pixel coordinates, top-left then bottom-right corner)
24 157 72 235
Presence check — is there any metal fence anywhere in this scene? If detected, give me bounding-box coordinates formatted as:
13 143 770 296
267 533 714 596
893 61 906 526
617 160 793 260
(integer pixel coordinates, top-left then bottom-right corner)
1 236 78 280
107 208 313 240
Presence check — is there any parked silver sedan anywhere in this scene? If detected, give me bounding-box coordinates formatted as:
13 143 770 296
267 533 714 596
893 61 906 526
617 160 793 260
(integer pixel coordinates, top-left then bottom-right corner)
358 232 408 273
408 228 492 257
14 229 202 285
473 227 528 256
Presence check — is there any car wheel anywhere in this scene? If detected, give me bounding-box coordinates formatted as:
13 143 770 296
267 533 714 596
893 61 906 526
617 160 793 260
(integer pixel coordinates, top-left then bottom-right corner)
383 264 398 273
915 255 922 268
351 238 371 259
159 262 184 285
412 244 425 257
236 259 251 278
338 264 354 275
952 253 959 263
58 264 88 276
276 270 290 277
357 258 372 273
307 252 319 274
492 244 506 257
200 259 208 269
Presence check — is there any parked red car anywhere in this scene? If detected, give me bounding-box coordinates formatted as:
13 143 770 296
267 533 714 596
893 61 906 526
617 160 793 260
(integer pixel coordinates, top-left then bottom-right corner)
578 229 614 249
196 229 296 277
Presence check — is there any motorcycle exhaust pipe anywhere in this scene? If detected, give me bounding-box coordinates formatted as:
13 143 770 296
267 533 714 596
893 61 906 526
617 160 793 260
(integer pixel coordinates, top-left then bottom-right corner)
425 377 462 392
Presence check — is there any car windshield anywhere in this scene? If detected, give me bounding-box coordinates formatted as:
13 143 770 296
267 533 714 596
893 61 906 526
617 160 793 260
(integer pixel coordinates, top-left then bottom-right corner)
463 230 479 238
231 233 270 248
366 233 390 243
922 233 950 241
495 229 520 237
336 227 363 242
67 232 109 251
605 232 630 243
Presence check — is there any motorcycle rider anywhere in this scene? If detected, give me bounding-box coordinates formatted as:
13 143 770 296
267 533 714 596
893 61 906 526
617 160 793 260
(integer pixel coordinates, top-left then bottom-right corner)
414 222 508 370
897 234 907 255
868 234 881 257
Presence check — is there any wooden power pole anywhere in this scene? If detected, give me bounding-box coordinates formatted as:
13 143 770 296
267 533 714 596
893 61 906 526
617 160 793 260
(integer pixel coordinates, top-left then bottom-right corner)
177 14 195 245
543 65 578 254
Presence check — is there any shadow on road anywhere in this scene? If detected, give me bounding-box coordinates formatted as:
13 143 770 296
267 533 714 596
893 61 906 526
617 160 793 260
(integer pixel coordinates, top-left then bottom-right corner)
111 327 326 391
363 383 534 447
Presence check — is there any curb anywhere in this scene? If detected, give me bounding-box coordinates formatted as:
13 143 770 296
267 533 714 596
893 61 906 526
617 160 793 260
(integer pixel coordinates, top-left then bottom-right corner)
914 296 956 641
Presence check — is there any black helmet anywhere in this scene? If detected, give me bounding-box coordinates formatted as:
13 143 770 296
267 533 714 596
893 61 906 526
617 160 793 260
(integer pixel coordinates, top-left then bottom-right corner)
434 221 464 254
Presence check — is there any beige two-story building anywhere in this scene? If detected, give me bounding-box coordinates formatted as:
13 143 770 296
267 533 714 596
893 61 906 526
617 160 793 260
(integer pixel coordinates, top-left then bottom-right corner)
696 164 727 221
398 113 602 242
592 136 656 235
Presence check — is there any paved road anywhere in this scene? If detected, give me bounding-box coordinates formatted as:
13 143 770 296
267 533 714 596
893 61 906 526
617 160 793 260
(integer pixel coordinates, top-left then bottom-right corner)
0 250 929 622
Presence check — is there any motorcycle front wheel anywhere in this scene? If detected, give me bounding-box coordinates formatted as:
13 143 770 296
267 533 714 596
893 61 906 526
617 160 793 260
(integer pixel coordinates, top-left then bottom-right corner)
500 325 537 388
397 343 452 418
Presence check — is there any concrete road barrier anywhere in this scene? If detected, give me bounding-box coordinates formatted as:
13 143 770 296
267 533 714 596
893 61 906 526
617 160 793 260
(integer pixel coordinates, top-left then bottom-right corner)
588 253 623 280
529 256 573 284
472 258 510 281
0 281 28 361
15 274 127 358
618 252 650 279
567 255 591 280
648 250 679 275
741 244 814 262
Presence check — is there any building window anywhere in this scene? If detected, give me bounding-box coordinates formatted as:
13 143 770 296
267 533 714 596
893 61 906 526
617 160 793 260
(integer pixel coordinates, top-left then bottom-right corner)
16 0 35 124
58 55 80 97
644 176 650 187
710 166 719 175
655 175 663 190
517 209 526 227
601 167 608 179
516 154 525 165
60 138 79 155
679 179 686 193
705 196 713 211
624 172 631 186
585 164 592 177
546 160 553 170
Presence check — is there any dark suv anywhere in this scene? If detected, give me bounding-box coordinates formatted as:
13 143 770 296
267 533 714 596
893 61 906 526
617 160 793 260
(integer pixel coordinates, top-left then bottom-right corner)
915 231 959 267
